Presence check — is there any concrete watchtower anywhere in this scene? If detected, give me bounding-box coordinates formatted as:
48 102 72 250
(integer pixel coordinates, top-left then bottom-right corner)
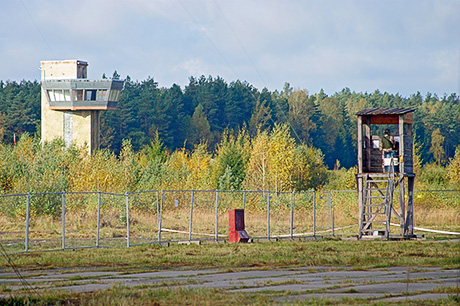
356 108 416 239
40 60 123 154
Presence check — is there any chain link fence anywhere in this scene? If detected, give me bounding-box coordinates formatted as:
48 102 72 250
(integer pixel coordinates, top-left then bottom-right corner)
1 189 458 254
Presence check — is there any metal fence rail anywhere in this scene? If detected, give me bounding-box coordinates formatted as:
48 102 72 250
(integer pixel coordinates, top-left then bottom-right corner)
0 189 458 254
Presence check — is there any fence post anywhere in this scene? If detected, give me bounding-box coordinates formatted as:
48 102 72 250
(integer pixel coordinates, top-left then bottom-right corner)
126 193 130 248
61 191 65 250
312 191 316 237
290 191 294 239
189 190 195 241
158 190 164 243
267 191 270 239
97 192 101 247
331 191 335 236
215 190 219 241
25 192 30 252
243 191 246 209
156 190 159 227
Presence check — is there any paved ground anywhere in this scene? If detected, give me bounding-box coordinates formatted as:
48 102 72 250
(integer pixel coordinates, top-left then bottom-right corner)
0 266 459 302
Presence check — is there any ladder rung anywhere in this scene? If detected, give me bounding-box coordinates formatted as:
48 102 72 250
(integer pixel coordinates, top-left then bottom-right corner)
361 229 387 233
367 180 388 183
363 220 387 224
364 204 385 207
363 212 386 216
366 195 386 199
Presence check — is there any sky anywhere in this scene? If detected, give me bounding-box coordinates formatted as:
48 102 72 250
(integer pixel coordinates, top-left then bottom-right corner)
1 0 459 97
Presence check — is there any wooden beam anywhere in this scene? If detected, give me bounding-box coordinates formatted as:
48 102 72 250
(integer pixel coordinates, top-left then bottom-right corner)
403 113 413 124
399 115 405 173
399 174 406 236
365 117 371 172
357 116 363 173
369 115 399 125
405 177 415 236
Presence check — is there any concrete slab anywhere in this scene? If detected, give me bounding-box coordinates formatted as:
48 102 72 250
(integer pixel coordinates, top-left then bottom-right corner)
273 292 387 302
0 266 457 303
329 282 449 293
380 293 451 301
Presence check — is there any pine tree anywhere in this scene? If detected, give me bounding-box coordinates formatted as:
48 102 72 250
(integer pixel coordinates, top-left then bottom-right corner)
188 103 213 146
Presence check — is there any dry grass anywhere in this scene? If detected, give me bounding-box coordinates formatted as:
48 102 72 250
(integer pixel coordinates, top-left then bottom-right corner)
1 188 458 254
415 206 460 231
1 202 458 254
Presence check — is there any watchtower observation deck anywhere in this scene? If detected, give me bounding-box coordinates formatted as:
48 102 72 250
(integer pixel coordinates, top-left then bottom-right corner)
40 60 123 154
356 107 416 175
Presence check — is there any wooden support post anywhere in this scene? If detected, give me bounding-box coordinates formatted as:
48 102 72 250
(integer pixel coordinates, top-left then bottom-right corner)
364 117 371 172
357 116 363 173
405 176 415 236
357 175 364 238
399 175 406 236
399 115 405 173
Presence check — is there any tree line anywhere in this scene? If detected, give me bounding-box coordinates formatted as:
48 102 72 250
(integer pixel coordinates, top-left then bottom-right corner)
0 75 459 170
2 131 459 218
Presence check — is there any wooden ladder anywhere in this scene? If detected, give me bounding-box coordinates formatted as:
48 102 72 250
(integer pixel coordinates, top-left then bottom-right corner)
360 161 396 239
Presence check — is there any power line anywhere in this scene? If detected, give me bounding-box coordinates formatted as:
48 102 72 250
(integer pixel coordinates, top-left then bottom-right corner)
212 2 303 143
213 0 268 86
178 0 239 81
0 244 40 297
19 0 56 58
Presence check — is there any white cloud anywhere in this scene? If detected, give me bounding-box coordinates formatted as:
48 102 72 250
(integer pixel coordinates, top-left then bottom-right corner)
0 0 458 96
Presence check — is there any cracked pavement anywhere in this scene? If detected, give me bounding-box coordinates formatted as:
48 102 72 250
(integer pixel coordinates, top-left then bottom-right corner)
1 266 459 302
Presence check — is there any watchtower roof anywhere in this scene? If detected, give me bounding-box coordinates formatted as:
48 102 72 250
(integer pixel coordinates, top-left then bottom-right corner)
356 107 417 116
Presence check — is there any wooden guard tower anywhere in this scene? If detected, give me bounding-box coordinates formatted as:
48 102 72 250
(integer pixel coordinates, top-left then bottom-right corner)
356 108 416 239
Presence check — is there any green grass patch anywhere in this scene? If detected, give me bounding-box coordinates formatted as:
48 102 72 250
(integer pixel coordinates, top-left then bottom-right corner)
1 240 459 271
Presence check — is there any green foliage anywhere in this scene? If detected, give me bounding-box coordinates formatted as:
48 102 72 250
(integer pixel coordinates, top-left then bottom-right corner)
214 130 250 190
446 145 460 188
0 133 83 217
430 128 446 165
291 145 329 191
324 166 358 190
418 163 448 188
142 130 168 163
1 75 459 170
0 76 459 218
187 103 213 145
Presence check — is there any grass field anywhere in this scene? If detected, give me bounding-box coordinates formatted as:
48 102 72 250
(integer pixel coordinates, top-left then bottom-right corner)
1 239 460 305
1 190 459 305
1 239 459 305
1 196 458 254
2 239 459 271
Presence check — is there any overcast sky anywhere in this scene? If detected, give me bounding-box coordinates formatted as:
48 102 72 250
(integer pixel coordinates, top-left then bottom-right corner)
1 0 459 97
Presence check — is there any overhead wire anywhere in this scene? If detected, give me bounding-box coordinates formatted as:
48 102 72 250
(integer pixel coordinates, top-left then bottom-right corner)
212 1 303 143
178 0 240 81
0 244 40 297
213 0 268 87
19 0 56 59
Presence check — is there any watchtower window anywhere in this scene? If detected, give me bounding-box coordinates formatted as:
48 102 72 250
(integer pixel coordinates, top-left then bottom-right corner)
47 90 55 102
64 90 71 101
48 89 71 102
86 90 97 101
97 89 107 101
109 89 120 101
75 90 84 101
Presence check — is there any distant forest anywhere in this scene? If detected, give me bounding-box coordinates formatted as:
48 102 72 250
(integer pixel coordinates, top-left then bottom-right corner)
0 74 459 169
